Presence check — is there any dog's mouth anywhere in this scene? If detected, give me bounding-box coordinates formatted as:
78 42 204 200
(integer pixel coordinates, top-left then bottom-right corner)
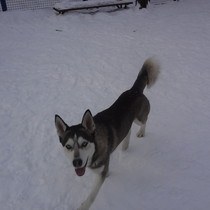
75 158 88 176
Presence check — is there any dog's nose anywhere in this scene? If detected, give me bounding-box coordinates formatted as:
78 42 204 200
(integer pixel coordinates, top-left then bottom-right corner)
73 159 83 168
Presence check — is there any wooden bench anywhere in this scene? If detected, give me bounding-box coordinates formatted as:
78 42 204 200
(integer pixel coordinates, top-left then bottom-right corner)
53 0 133 14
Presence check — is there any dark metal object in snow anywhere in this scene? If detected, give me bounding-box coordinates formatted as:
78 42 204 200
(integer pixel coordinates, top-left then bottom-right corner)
0 0 7 11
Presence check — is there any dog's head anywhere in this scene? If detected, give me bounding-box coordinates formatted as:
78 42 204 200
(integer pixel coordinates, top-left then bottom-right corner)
55 110 96 176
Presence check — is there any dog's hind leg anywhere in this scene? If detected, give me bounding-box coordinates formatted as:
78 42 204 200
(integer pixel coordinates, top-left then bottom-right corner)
137 123 146 138
134 119 146 138
122 129 131 151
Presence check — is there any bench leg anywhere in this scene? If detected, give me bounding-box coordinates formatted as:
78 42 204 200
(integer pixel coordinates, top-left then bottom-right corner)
116 5 123 9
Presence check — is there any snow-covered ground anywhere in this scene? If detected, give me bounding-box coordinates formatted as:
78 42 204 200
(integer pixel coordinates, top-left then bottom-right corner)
0 0 210 209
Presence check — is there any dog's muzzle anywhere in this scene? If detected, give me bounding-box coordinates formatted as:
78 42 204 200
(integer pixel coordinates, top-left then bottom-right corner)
73 158 83 168
73 158 88 176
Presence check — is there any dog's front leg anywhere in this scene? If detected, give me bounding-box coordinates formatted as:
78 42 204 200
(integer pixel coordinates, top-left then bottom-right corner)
77 159 109 210
77 173 106 210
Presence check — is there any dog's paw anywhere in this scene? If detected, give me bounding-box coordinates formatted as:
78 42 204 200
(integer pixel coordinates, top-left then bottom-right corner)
136 131 145 138
77 204 87 210
77 200 90 210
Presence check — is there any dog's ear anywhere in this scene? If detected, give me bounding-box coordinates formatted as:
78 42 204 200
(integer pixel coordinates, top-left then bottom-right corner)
82 110 95 133
55 115 68 139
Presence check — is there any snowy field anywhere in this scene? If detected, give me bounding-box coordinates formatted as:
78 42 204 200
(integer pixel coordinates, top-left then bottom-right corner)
0 0 210 209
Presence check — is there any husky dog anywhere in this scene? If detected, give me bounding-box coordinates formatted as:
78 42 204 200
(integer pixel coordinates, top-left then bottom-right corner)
55 57 160 210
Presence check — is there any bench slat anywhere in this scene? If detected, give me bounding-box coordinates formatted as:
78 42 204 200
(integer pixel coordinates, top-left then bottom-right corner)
54 0 133 13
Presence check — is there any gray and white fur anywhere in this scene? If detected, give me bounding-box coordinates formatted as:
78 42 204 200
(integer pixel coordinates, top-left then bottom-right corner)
55 57 160 210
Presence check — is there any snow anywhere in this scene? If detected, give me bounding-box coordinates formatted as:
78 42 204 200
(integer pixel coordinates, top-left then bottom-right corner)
0 0 210 209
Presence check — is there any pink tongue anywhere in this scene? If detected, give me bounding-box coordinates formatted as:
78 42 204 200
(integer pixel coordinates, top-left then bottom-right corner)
75 167 86 176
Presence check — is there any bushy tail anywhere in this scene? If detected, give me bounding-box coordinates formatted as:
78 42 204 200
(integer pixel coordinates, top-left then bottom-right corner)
131 57 160 93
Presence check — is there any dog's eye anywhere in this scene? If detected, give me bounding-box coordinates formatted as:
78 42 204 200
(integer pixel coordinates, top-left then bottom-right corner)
66 144 73 151
81 142 88 148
